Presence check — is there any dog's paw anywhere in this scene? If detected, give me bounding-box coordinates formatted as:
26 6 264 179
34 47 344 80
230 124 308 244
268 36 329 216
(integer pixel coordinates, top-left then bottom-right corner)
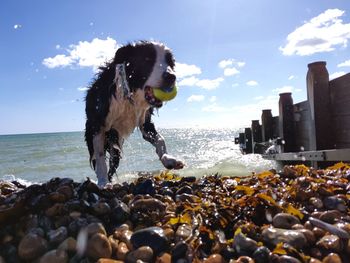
161 154 184 170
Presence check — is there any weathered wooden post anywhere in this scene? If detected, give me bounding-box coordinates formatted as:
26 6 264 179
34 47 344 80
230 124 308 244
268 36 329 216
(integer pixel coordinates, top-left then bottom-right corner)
244 128 253 154
279 92 295 152
251 120 262 153
261 109 273 142
306 61 334 150
272 116 280 138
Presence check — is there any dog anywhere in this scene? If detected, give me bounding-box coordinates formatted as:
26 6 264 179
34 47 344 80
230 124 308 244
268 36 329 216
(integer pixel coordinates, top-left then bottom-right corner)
85 41 184 187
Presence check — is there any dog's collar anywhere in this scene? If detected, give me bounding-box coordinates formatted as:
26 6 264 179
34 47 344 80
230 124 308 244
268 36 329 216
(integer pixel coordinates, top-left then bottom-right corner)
115 63 133 103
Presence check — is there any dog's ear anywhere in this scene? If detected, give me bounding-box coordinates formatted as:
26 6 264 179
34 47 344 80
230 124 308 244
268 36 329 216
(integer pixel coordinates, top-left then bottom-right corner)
114 44 134 64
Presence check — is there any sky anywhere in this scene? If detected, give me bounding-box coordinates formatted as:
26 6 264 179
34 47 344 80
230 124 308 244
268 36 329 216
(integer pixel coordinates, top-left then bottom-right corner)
1 0 350 134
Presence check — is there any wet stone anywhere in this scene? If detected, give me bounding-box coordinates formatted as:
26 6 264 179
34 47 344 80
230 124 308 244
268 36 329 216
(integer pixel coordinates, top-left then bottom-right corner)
68 217 88 236
57 237 77 253
125 246 153 263
309 197 323 209
131 226 168 255
86 222 107 237
319 210 342 224
111 201 130 224
48 226 68 245
93 202 111 215
323 196 347 212
133 178 155 196
279 255 302 263
316 234 341 252
233 232 258 254
86 233 112 260
261 227 307 249
252 246 270 263
176 185 193 195
39 249 68 263
116 242 129 261
172 241 189 261
236 256 254 263
322 253 342 263
156 252 171 263
18 233 48 261
203 253 224 263
175 224 192 242
272 213 301 229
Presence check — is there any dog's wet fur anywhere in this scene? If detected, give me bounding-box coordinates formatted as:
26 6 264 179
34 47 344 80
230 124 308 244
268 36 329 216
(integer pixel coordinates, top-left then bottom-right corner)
85 41 183 187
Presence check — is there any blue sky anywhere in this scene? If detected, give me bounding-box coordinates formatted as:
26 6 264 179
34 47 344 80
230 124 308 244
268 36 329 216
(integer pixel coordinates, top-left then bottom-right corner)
1 0 350 134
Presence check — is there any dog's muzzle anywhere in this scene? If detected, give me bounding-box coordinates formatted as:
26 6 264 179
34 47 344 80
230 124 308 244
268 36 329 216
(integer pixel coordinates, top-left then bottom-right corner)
145 85 178 107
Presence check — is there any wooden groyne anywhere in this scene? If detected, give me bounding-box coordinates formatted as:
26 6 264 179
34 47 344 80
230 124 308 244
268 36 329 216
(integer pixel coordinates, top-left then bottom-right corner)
235 61 350 167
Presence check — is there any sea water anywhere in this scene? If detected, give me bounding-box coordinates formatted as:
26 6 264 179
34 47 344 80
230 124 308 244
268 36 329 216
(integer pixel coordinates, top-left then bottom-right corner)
0 129 278 184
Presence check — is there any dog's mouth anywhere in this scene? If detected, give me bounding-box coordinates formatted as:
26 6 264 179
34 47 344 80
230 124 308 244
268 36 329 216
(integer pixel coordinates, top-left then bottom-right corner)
145 86 163 107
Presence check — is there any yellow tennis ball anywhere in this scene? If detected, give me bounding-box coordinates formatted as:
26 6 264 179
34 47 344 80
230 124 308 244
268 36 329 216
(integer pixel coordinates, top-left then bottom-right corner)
153 86 177 101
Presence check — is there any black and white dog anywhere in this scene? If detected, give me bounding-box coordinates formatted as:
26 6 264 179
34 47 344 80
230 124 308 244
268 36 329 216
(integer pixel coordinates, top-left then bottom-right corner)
85 41 184 187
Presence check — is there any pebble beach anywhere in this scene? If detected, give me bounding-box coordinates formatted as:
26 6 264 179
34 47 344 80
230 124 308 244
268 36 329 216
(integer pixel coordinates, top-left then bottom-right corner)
1 163 350 263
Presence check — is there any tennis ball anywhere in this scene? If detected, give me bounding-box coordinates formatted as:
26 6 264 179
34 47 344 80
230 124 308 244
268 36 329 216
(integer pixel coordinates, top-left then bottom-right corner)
153 86 177 101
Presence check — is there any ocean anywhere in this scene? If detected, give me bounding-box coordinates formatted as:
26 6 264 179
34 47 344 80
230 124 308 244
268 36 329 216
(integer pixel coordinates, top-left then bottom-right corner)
0 129 278 185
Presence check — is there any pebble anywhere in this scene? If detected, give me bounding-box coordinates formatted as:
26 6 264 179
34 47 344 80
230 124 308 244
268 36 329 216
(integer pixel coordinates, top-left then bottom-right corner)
111 201 130 224
261 227 307 249
279 255 302 263
93 202 111 215
156 252 171 263
251 246 270 263
323 196 347 212
319 210 342 224
175 224 192 242
172 241 188 261
39 249 68 263
272 213 300 229
131 227 168 255
322 253 342 263
86 233 112 260
18 233 48 261
236 256 255 263
125 246 153 263
116 242 129 261
57 237 77 253
86 222 107 237
309 197 323 209
203 253 224 263
48 226 68 245
233 232 258 254
316 235 341 252
97 259 124 263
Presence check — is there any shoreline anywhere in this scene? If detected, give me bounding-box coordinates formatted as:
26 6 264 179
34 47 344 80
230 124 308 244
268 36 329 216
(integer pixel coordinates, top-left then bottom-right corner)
0 163 350 262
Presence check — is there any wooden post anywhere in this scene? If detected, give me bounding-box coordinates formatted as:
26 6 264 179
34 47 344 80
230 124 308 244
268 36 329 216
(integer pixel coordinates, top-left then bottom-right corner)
261 109 273 142
244 128 253 154
279 92 295 152
251 120 262 153
272 116 280 138
306 61 334 150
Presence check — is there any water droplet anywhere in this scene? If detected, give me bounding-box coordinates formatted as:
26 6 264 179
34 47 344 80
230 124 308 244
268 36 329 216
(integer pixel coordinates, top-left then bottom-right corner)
300 146 304 151
129 75 132 79
301 156 306 161
281 140 285 145
126 62 130 66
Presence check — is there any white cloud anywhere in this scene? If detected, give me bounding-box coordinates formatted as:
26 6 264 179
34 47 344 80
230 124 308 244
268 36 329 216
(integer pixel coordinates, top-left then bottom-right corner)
187 95 205 102
209 96 217 102
77 86 89 92
175 63 202 78
232 83 239 87
43 37 118 71
43 54 74 68
246 80 258 86
272 85 302 94
337 59 350 67
224 67 240 76
55 44 61 49
280 9 350 56
329 71 346 80
218 59 245 68
196 77 224 90
179 76 224 90
178 76 199 87
288 75 295 80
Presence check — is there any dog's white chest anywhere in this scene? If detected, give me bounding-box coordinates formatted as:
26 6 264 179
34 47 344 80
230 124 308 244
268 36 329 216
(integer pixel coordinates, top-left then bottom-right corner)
105 90 150 139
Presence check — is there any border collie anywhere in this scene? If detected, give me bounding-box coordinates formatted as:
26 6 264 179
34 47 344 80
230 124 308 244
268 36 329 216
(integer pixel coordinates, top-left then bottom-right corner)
85 41 184 187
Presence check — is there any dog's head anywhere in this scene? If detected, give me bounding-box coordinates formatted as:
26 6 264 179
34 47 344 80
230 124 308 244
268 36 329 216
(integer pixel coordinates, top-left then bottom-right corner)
113 41 176 108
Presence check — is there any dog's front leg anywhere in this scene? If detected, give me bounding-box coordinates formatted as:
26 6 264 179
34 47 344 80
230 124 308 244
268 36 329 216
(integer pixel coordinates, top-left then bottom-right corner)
141 113 184 170
92 132 108 187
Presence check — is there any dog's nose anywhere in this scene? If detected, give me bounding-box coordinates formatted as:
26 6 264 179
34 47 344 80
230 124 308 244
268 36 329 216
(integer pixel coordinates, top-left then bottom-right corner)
162 71 176 87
